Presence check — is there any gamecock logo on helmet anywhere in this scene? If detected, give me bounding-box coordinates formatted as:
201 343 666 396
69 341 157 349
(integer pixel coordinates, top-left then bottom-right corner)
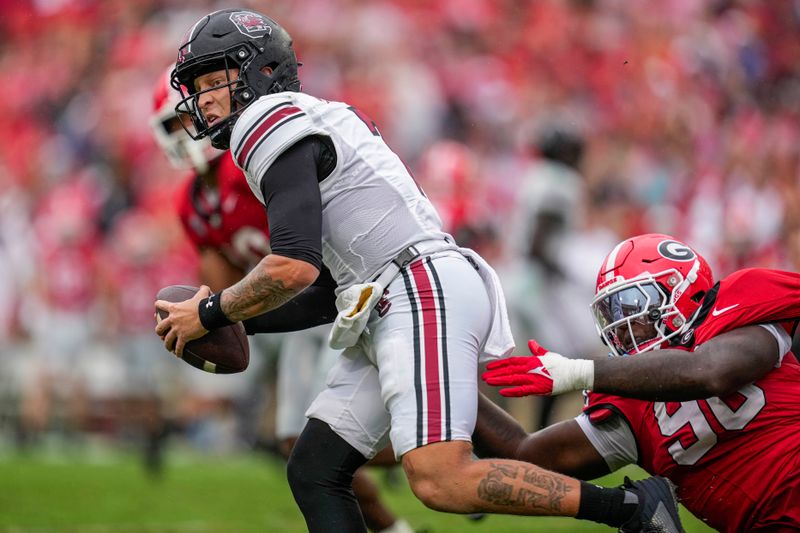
230 12 272 38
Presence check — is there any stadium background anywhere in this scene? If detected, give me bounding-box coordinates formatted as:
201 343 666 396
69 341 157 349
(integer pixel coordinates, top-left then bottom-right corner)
0 0 798 531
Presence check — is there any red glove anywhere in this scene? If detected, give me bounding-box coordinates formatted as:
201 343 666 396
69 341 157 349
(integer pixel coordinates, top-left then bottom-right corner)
482 340 594 397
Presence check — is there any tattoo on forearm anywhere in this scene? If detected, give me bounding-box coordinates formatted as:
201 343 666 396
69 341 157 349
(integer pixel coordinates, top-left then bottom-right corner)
477 463 517 505
477 462 572 513
222 267 298 322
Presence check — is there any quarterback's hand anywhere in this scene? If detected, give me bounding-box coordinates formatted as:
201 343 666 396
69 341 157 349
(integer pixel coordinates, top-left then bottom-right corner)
155 285 211 357
481 340 594 397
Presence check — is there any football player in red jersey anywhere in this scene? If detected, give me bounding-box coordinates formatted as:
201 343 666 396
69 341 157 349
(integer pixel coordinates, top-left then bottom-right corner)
151 68 412 533
151 66 270 289
481 233 800 532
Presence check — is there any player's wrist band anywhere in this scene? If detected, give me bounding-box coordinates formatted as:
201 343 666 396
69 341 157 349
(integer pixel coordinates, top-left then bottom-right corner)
198 290 236 330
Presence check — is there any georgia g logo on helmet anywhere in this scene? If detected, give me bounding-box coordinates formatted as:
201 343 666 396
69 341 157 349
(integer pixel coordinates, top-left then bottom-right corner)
657 240 696 262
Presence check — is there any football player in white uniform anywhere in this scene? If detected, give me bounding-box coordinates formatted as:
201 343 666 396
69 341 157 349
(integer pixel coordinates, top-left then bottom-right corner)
155 9 684 533
151 66 411 533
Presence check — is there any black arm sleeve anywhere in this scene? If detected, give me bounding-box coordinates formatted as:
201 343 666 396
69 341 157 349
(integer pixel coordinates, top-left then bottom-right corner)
242 286 336 334
260 136 334 270
243 265 337 334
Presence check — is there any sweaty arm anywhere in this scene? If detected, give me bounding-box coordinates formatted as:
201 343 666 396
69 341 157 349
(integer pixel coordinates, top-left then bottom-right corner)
593 324 784 401
485 325 789 402
219 137 328 322
473 393 609 480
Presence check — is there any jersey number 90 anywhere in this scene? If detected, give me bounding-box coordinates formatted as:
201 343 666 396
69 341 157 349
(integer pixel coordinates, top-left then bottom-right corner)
654 384 766 465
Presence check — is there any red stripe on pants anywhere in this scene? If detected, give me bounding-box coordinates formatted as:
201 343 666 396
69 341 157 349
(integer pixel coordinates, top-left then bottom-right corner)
410 260 441 443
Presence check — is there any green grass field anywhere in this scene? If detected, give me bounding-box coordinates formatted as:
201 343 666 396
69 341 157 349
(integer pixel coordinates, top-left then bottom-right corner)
0 448 714 532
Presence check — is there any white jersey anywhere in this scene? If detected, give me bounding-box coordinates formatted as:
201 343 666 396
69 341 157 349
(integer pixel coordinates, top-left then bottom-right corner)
230 92 454 290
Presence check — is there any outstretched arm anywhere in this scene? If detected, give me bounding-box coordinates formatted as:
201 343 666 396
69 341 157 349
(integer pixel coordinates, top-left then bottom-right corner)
472 393 529 460
484 325 782 402
473 393 610 480
593 325 779 400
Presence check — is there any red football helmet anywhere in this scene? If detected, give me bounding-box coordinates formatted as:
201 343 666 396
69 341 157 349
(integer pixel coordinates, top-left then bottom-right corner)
591 234 714 356
150 66 221 173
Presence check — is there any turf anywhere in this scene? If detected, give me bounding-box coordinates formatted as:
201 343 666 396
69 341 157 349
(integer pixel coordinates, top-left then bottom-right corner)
0 448 714 532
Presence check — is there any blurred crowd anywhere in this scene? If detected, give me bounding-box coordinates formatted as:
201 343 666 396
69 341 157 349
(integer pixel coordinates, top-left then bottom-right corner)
0 0 798 460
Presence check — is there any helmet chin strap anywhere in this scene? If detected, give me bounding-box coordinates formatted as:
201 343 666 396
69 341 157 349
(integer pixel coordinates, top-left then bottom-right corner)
672 259 700 302
208 120 234 150
669 259 700 333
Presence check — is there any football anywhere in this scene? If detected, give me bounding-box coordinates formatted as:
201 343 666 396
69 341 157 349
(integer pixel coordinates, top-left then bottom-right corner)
155 285 249 374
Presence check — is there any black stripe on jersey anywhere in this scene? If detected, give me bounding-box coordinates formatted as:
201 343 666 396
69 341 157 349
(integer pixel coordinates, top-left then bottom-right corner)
243 112 307 170
234 101 293 160
425 257 451 441
692 282 720 329
402 267 424 448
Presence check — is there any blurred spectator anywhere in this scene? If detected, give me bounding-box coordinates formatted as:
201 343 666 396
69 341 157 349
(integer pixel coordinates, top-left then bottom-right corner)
19 174 102 448
99 208 184 474
504 120 611 430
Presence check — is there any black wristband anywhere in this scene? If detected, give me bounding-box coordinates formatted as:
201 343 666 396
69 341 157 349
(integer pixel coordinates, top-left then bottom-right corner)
198 290 236 330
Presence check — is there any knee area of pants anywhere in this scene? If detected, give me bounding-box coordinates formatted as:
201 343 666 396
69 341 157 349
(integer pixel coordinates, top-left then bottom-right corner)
286 453 314 493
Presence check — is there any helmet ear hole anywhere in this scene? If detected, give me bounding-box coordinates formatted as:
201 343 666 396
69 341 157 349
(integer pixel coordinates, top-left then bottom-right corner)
690 290 706 303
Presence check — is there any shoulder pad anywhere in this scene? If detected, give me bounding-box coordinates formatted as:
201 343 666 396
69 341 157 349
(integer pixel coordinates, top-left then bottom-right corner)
231 94 308 169
694 268 800 343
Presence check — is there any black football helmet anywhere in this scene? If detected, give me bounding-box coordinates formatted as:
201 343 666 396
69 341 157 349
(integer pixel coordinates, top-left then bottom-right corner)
171 9 301 150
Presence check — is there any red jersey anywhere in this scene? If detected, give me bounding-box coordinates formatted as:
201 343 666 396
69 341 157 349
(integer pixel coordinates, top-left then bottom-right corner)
584 268 800 532
175 154 270 272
